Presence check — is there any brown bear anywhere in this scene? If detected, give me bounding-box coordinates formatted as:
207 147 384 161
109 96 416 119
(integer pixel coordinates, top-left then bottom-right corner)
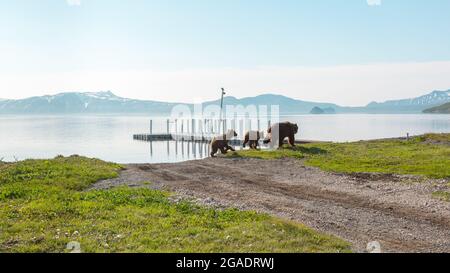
210 129 238 157
263 122 298 148
243 131 264 149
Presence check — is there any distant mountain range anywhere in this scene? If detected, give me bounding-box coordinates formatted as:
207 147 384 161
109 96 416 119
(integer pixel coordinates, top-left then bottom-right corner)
202 94 340 114
363 90 450 113
0 91 180 115
423 102 450 114
0 89 449 115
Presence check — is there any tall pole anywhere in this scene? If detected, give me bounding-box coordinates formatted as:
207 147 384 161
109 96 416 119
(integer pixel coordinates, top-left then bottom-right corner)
220 88 226 133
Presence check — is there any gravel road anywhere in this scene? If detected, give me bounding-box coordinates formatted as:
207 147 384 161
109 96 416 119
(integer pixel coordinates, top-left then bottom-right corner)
92 157 450 253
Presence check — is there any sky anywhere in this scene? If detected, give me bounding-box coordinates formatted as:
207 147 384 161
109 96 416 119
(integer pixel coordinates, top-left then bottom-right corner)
1 0 450 106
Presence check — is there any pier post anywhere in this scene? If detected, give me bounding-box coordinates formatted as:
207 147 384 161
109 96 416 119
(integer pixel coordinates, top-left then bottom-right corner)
258 119 261 132
193 141 196 158
175 119 178 135
181 139 185 158
150 120 153 135
191 119 195 140
199 119 204 138
203 119 207 136
167 119 170 134
239 119 244 139
187 140 190 156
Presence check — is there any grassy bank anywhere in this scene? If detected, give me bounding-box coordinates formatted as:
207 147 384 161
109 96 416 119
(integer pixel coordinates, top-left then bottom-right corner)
433 191 450 202
0 156 350 253
232 134 450 180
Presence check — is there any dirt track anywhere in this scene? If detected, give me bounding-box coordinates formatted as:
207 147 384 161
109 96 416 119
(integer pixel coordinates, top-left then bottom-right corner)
92 157 450 253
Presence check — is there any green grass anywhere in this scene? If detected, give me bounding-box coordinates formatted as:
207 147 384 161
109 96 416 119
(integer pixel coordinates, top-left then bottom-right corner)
0 155 122 191
230 146 306 160
417 133 450 143
433 191 450 202
230 134 450 179
0 156 350 253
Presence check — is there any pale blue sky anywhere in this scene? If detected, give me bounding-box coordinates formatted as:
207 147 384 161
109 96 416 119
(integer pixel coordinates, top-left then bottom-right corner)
1 0 450 105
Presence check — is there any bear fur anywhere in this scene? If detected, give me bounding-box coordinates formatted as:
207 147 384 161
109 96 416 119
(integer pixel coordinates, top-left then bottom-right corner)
210 130 238 157
243 131 264 149
263 122 298 147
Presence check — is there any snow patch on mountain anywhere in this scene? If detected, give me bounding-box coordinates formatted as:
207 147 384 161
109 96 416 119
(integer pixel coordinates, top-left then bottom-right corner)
368 90 450 107
84 91 129 102
44 96 55 103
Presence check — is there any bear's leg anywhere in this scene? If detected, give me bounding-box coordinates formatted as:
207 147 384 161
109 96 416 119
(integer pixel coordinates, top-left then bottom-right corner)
226 145 235 152
220 147 227 154
289 135 296 147
243 135 249 148
279 136 286 148
251 141 257 149
210 146 218 157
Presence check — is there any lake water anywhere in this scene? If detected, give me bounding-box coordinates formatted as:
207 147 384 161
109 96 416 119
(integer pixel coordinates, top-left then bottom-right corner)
0 114 449 163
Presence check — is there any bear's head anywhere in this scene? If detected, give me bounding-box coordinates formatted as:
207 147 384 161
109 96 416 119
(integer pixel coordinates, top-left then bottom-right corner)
293 123 299 134
226 129 238 138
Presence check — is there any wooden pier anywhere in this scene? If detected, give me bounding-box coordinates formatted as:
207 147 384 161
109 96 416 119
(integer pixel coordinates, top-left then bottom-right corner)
133 134 173 142
133 133 243 145
132 118 325 146
132 118 270 145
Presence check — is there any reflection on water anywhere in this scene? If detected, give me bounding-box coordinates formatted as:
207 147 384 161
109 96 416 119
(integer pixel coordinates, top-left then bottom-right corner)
0 114 449 163
148 140 212 161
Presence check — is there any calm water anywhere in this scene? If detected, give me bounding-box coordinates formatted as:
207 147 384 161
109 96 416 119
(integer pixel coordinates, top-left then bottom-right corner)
0 114 449 163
